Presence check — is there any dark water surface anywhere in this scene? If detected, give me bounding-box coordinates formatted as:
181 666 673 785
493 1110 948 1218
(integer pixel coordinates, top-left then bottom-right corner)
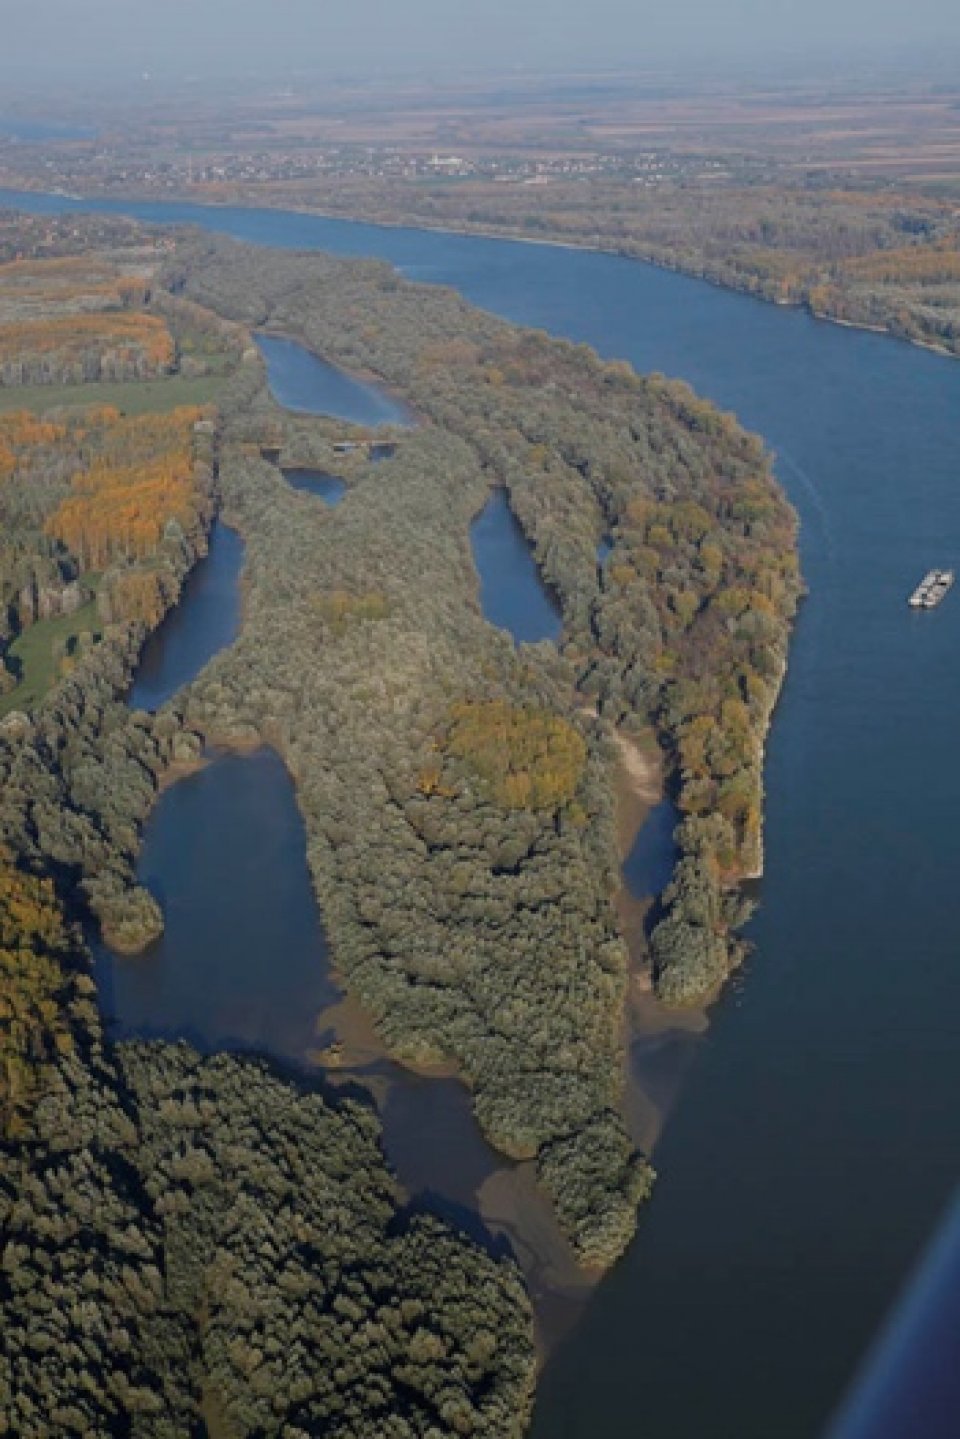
96 745 508 1216
9 188 960 1438
255 332 412 426
283 468 347 505
129 521 243 712
95 749 338 1058
622 798 679 901
470 488 562 644
826 1190 960 1439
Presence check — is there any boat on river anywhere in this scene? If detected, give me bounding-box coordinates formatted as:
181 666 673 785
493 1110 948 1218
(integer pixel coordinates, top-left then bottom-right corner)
908 568 954 608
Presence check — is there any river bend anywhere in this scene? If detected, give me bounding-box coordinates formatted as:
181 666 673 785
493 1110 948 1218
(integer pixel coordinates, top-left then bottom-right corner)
5 187 960 1439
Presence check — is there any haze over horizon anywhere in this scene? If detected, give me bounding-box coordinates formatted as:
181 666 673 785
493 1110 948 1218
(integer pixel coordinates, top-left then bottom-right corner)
1 0 959 92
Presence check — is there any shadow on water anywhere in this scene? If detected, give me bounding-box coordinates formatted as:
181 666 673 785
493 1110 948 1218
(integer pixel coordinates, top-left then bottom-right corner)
396 1191 516 1262
470 488 562 645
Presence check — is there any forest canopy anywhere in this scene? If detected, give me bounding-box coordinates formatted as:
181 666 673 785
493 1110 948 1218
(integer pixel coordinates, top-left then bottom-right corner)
0 215 798 1433
0 217 536 1439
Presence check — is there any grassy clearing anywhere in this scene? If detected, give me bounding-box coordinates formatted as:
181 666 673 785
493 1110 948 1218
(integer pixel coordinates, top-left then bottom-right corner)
0 372 227 417
0 593 101 718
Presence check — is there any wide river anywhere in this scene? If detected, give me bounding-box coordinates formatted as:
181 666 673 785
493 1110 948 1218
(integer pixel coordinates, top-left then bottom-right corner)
5 189 960 1438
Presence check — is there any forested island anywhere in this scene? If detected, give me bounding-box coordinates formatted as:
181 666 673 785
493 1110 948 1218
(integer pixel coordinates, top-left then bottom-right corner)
172 234 799 1015
0 212 798 1432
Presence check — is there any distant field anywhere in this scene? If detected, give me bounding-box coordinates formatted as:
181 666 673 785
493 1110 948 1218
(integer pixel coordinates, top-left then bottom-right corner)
0 593 101 718
140 75 960 185
0 372 226 416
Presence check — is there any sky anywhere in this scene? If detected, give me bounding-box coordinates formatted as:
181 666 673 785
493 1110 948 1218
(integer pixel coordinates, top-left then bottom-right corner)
1 0 959 88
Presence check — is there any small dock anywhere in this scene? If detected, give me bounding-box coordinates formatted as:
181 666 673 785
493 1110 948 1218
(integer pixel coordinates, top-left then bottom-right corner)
908 568 955 609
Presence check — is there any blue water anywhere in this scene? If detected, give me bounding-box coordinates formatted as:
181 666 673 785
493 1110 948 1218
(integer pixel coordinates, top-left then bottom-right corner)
97 745 511 1240
470 488 562 645
283 469 347 505
129 521 243 712
256 332 411 426
7 186 960 1439
623 798 680 901
95 749 337 1060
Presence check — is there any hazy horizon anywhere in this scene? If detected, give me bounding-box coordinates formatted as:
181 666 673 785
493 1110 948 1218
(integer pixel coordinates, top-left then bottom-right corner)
1 0 959 93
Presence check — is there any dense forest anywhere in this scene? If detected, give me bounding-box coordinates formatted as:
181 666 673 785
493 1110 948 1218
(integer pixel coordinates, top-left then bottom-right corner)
0 246 168 387
0 209 801 1437
174 236 799 1013
0 211 155 265
6 229 774 1284
0 236 246 393
0 865 535 1436
0 219 537 1436
0 229 250 715
0 402 216 712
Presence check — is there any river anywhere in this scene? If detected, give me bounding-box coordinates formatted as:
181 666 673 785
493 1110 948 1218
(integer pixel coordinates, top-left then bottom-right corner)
6 187 960 1439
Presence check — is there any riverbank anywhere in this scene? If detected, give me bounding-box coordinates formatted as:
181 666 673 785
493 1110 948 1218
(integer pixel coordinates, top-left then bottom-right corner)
350 209 960 365
15 176 957 366
315 994 597 1357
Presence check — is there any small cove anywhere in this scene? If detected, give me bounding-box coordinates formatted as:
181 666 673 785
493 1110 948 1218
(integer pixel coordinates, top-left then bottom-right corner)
94 749 339 1059
129 521 244 713
622 797 680 902
97 739 600 1350
469 488 562 645
255 332 413 427
282 468 348 504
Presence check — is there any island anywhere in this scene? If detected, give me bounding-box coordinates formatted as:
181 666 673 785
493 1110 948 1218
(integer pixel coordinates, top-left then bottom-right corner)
0 210 798 1435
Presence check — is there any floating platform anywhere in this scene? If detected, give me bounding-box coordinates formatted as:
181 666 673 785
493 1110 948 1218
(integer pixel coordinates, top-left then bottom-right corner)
908 569 955 609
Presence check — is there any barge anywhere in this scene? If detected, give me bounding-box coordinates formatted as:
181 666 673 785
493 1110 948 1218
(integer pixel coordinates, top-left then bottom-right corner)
908 569 955 609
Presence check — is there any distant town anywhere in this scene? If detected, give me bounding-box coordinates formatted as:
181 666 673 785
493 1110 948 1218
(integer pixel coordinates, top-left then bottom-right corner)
1 134 757 198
